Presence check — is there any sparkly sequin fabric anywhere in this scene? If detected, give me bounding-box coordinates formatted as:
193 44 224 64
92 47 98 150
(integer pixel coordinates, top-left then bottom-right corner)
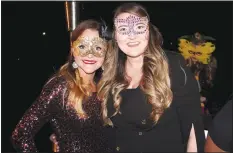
11 76 110 153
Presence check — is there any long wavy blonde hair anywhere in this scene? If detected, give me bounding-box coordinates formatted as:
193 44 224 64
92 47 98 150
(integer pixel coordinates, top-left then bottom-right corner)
57 19 103 118
98 3 173 125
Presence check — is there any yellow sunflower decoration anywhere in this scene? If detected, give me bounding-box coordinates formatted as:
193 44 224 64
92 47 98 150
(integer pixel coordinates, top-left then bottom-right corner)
178 32 216 64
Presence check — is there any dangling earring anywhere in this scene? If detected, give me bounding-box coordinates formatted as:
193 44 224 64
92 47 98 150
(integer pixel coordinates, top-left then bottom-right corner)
101 66 104 71
72 62 78 69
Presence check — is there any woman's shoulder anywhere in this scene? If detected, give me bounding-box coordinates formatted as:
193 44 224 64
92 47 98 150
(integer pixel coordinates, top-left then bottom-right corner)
43 74 68 90
164 50 186 67
207 100 232 152
164 50 189 84
164 50 200 106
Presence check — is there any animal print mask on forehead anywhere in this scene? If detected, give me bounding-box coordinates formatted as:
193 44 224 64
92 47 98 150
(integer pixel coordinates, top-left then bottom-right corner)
114 15 149 36
72 37 107 57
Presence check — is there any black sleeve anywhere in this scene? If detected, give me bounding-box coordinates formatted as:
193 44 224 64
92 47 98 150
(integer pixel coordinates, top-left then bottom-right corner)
11 77 64 152
167 51 205 152
208 100 232 152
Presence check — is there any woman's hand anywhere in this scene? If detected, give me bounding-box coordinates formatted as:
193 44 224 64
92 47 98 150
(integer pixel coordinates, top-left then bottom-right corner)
50 134 59 152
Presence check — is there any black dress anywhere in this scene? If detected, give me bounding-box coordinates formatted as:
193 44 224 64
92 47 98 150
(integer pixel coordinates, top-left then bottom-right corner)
11 76 109 153
208 100 232 152
105 51 205 152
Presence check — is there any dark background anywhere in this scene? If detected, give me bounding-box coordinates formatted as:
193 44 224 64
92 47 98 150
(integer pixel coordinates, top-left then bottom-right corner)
2 1 232 152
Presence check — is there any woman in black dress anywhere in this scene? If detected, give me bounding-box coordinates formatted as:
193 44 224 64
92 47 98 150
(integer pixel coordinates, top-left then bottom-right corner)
11 19 112 153
98 3 205 152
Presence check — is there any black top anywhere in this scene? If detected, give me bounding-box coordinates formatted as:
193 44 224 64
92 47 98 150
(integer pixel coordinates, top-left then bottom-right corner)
208 100 232 152
105 51 205 152
11 76 109 153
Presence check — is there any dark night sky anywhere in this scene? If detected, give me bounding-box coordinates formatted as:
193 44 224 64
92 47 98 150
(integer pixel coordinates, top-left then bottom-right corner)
2 1 232 152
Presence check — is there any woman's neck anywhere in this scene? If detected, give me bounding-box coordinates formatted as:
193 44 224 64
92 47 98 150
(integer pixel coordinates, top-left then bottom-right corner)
126 55 144 70
76 68 96 92
125 55 144 89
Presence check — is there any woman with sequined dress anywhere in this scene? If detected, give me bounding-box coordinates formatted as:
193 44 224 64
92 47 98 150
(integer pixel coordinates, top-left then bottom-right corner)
11 19 112 153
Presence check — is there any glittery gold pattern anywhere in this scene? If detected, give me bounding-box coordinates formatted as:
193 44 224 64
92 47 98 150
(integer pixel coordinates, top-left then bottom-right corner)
72 37 107 57
114 15 149 36
11 76 111 152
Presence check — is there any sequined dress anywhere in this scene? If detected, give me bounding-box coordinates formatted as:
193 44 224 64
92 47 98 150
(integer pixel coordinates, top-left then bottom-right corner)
11 76 109 153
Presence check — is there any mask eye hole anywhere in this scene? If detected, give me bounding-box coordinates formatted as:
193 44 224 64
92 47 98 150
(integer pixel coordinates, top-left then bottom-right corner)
95 46 103 51
78 45 85 49
188 50 195 55
196 52 202 56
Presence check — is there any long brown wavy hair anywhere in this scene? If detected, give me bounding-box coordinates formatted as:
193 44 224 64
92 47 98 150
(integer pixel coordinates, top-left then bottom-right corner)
57 19 104 118
187 57 217 88
98 3 173 125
